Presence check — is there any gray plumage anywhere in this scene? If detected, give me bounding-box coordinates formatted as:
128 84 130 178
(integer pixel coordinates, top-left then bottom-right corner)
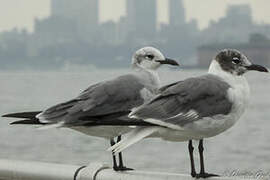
130 74 233 127
3 79 179 127
109 49 268 158
3 46 180 131
38 74 153 125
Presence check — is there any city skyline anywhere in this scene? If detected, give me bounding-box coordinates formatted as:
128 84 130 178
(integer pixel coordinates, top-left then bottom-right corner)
0 0 270 32
0 0 270 70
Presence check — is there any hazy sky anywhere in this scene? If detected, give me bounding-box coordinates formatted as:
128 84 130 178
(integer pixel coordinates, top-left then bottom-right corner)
0 0 270 32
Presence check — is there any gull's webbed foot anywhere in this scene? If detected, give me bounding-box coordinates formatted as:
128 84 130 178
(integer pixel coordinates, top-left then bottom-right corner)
195 172 219 178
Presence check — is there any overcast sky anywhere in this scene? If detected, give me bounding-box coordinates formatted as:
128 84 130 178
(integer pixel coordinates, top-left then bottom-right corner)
0 0 269 32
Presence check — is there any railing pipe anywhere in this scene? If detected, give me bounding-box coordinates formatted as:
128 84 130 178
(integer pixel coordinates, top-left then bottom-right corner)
0 159 265 180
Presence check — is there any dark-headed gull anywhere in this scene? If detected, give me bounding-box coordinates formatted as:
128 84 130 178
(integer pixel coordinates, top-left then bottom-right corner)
109 49 268 177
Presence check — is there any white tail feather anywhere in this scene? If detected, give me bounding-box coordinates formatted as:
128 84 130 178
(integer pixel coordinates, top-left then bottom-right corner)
37 121 64 130
108 127 159 154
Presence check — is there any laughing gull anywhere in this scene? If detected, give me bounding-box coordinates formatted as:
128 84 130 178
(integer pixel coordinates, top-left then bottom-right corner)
109 49 268 178
2 46 179 171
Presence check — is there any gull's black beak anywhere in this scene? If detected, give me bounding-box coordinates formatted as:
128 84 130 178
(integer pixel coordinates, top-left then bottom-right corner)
156 58 179 66
246 64 268 72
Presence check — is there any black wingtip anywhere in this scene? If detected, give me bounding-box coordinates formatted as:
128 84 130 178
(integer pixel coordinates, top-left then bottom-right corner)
9 120 26 125
2 111 42 119
2 114 18 118
10 119 44 125
2 113 15 117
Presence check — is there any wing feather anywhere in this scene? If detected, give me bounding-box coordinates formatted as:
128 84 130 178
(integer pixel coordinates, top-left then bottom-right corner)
37 74 147 124
130 74 233 129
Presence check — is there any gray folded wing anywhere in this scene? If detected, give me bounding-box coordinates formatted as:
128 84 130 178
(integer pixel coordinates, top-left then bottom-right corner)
158 80 182 92
130 74 233 128
37 74 150 125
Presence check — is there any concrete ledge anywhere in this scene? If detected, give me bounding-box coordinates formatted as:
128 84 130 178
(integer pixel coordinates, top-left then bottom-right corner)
0 159 81 180
94 169 263 180
0 159 265 180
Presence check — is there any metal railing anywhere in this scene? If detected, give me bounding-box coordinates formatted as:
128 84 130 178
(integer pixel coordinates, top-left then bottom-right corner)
0 159 264 180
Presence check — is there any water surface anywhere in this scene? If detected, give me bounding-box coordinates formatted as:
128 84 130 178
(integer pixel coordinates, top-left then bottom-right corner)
0 69 269 176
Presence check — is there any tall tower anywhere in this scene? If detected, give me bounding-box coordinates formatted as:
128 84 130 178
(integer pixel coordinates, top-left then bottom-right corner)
126 0 136 33
51 0 68 18
226 4 252 24
76 0 98 41
126 0 157 38
169 0 186 26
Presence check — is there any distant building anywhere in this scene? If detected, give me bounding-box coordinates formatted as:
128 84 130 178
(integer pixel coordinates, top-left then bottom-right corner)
126 0 157 40
0 28 28 60
197 34 270 68
169 0 186 26
158 0 199 59
226 4 252 24
201 4 270 44
98 21 123 46
28 0 99 56
51 0 98 42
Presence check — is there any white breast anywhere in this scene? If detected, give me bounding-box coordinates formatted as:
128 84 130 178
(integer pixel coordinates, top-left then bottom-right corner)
208 60 250 131
160 60 250 140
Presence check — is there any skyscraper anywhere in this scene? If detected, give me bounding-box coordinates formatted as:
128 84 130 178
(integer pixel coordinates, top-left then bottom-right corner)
169 0 186 26
126 0 157 39
226 4 252 24
51 0 98 42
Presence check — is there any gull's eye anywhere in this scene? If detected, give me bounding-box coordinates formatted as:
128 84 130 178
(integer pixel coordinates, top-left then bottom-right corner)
232 57 241 64
145 54 154 60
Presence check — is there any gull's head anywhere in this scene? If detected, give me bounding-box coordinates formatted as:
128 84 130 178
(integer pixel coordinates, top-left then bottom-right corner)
211 49 268 76
132 46 179 70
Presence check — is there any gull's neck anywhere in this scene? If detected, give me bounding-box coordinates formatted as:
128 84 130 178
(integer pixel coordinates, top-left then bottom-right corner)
208 60 227 76
132 65 161 91
209 60 250 123
208 60 237 83
208 60 249 90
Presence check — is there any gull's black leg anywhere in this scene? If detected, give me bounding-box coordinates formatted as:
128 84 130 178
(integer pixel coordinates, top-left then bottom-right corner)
117 136 125 168
116 135 134 171
196 139 219 178
188 140 197 177
110 138 118 171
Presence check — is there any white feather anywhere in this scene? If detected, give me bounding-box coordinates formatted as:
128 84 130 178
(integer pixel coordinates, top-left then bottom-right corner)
37 121 64 130
108 127 159 153
35 112 49 123
143 118 184 130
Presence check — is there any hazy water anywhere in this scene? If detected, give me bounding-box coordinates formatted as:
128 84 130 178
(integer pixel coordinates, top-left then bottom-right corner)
0 68 269 177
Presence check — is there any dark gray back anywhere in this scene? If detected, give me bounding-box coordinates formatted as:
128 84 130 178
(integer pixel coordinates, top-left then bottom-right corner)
132 74 233 126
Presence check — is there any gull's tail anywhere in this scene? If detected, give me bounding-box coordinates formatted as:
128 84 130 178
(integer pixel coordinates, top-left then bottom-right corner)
2 111 43 125
2 111 64 130
2 111 156 127
108 127 159 154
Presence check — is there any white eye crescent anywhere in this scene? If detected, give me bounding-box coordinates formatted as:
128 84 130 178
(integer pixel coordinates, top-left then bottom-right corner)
232 57 241 64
